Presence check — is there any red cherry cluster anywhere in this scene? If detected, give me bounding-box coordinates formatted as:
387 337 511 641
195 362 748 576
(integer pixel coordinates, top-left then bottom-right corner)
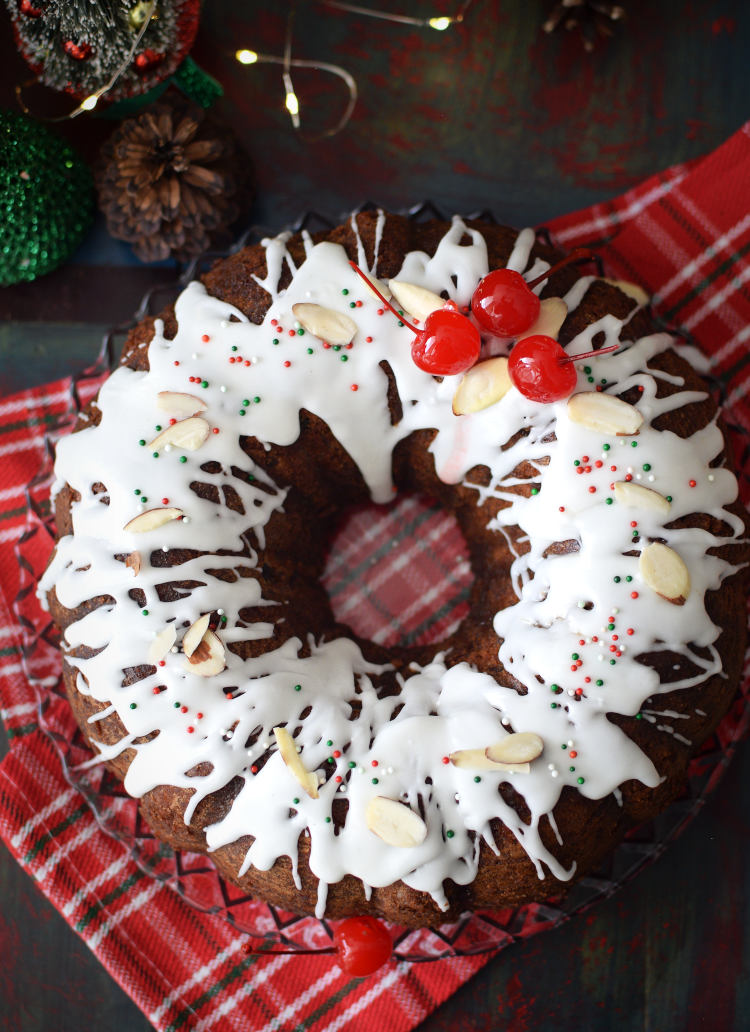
349 261 480 376
333 916 392 976
349 247 616 403
471 246 612 404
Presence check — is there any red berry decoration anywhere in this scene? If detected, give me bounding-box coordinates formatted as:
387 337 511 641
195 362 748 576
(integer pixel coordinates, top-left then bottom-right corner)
509 335 577 403
472 268 541 338
19 0 44 16
334 916 393 976
135 49 166 72
348 262 479 376
411 302 481 375
63 39 92 61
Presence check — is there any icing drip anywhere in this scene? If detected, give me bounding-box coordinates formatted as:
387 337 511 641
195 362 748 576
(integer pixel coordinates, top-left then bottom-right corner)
40 215 745 916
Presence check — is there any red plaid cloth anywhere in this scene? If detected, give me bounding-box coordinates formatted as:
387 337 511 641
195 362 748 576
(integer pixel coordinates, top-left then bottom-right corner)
2 121 750 1030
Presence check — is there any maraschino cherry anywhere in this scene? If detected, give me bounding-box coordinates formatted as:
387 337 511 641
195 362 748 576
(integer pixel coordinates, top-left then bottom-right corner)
508 335 620 404
333 916 393 976
348 261 480 375
472 247 595 339
410 301 481 375
472 268 540 337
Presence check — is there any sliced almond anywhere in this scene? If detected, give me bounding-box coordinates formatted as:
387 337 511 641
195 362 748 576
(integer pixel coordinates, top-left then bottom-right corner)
524 297 568 340
150 416 210 452
147 624 176 664
388 280 445 323
602 278 650 307
486 732 544 765
449 748 530 774
273 726 319 799
156 391 207 417
183 613 210 658
124 551 142 577
291 303 357 345
365 796 427 848
124 507 184 533
567 392 643 436
184 628 226 676
452 357 511 415
639 541 690 605
359 269 391 301
613 482 671 514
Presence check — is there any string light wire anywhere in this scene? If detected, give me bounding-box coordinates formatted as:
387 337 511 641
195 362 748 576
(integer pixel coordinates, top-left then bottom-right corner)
235 1 473 137
235 6 358 140
320 0 473 29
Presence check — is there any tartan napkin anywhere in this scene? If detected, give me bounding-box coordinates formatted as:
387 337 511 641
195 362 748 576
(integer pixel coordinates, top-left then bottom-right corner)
2 119 750 1030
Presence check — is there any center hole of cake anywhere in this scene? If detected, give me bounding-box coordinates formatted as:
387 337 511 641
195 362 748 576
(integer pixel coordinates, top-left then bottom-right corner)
321 492 473 649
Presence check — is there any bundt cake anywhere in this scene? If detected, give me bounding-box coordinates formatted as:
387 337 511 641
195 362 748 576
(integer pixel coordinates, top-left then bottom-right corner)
40 210 750 927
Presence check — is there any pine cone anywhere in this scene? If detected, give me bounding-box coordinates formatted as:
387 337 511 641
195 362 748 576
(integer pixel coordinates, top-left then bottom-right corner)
543 1 626 51
95 99 252 262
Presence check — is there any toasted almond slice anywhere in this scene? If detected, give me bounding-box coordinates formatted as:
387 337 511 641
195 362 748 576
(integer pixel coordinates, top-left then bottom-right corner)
359 269 391 301
183 613 210 658
148 624 176 664
150 416 210 452
388 280 445 323
157 391 207 417
602 278 650 307
365 796 427 848
567 392 643 436
184 628 226 675
452 357 511 415
486 732 544 765
613 481 671 514
292 303 357 345
639 541 690 605
523 297 568 340
273 726 319 799
124 507 184 533
450 748 500 770
449 747 530 774
124 551 142 577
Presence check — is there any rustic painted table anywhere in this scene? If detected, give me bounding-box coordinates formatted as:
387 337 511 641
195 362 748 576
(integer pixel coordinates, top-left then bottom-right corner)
2 1 750 1028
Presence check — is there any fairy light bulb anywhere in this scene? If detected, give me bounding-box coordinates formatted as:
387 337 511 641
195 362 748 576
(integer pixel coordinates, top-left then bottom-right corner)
235 49 258 64
285 90 300 116
428 17 452 29
80 94 98 111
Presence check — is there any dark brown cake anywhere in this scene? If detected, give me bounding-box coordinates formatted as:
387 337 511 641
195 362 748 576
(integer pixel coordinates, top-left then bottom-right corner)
41 211 750 927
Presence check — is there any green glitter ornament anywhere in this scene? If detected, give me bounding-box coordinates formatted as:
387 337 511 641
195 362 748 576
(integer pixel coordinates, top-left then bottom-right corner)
0 110 93 286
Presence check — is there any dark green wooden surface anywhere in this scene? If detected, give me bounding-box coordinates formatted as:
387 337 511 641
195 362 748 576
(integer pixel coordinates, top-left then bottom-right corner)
2 1 750 1029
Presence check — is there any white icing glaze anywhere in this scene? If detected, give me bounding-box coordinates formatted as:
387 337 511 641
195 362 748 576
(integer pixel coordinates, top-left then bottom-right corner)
40 215 746 917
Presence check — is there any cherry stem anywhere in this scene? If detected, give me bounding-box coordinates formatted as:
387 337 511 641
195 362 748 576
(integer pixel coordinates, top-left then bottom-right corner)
527 247 597 291
348 260 420 333
559 343 620 365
